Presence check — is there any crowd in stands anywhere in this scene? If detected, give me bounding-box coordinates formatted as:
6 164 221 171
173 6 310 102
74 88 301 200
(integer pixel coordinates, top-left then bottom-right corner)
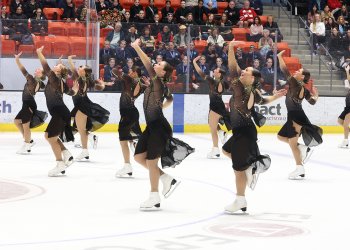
1 0 290 94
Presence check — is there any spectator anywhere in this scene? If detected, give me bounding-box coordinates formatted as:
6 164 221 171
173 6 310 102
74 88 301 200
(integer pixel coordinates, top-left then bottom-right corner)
176 56 194 85
188 41 199 62
10 0 23 15
157 25 174 44
1 6 14 35
260 57 285 94
174 0 189 23
109 0 124 12
224 1 240 25
310 13 326 53
134 9 148 30
203 42 219 67
246 44 263 67
153 44 167 61
340 44 350 69
76 0 88 21
96 0 110 13
10 5 28 37
162 12 176 25
207 27 225 47
145 0 158 22
140 26 155 55
328 27 344 63
325 17 337 31
122 58 134 74
235 0 245 9
218 13 234 41
194 55 210 87
238 0 257 28
336 15 348 36
320 5 334 22
205 0 218 15
122 11 132 25
201 13 216 39
264 15 283 42
115 40 129 65
235 47 247 69
164 41 181 66
31 8 48 35
41 0 57 8
23 0 40 18
252 58 261 71
334 4 350 22
258 29 273 58
219 42 229 66
173 25 191 50
248 16 263 42
130 0 143 19
125 24 140 45
161 0 174 22
308 0 326 11
250 0 263 15
308 4 319 25
192 0 207 25
211 57 228 76
105 22 126 49
61 0 76 21
104 58 117 82
100 40 116 65
153 54 163 65
343 29 350 50
150 14 162 36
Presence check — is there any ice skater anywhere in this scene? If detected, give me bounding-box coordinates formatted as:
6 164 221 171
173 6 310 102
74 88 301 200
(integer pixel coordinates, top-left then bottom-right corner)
67 55 110 161
193 55 232 159
36 46 78 177
113 66 145 177
276 50 323 180
131 39 194 210
338 65 350 148
222 40 287 214
14 51 48 154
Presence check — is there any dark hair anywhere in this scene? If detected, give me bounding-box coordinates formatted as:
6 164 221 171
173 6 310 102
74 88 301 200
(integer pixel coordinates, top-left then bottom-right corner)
39 80 46 89
218 68 226 80
60 67 68 79
162 62 173 82
252 68 261 88
302 69 310 83
254 16 261 25
132 66 142 77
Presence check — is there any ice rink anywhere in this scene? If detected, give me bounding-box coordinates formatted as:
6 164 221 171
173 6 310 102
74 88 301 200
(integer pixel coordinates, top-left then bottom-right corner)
0 132 349 250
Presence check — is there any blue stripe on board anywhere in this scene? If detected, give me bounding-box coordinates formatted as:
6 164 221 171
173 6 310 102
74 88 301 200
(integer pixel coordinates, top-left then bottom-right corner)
173 94 184 133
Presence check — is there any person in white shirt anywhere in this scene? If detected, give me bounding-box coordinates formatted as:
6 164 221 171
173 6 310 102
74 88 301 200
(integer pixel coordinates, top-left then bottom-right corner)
310 13 326 53
207 27 225 47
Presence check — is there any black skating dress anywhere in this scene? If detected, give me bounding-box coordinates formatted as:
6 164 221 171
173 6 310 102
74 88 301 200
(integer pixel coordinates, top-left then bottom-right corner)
70 69 110 132
118 74 143 141
42 62 75 142
15 66 47 128
134 76 194 168
222 78 271 172
277 70 323 147
339 89 350 120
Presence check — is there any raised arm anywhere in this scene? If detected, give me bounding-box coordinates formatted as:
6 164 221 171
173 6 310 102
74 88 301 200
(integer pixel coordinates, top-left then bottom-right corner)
305 79 318 105
131 39 156 79
193 55 206 79
36 46 51 76
14 52 29 78
228 40 243 78
277 50 290 78
255 88 287 105
67 55 79 80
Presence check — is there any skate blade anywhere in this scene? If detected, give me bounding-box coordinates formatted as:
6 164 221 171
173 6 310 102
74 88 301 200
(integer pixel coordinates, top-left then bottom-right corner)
302 148 314 164
139 205 161 211
164 180 181 199
115 173 134 178
224 209 249 215
288 175 305 180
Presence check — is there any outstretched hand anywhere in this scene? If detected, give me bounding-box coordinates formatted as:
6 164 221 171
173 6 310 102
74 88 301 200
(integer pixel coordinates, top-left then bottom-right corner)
142 76 151 86
311 86 318 96
277 50 285 57
229 39 244 47
131 38 141 48
14 51 23 58
36 46 44 53
346 65 350 72
273 88 287 97
193 55 201 63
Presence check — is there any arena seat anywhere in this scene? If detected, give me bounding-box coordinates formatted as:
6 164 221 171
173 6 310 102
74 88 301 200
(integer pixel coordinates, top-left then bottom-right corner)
171 0 181 10
70 37 88 57
277 42 291 57
74 0 84 7
232 28 249 41
217 2 228 14
66 23 86 37
100 28 114 37
99 68 104 80
240 41 257 52
283 57 302 73
48 22 67 36
18 44 35 56
194 40 207 54
120 0 134 10
43 8 64 20
154 0 165 9
139 0 149 7
259 16 268 25
0 39 16 55
52 36 71 56
33 38 52 57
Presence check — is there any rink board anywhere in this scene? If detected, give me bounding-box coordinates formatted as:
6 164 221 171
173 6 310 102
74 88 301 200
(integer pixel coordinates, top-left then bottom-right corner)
0 92 345 133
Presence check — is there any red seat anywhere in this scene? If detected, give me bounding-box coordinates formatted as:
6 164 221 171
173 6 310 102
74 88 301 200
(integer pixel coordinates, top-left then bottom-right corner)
120 0 134 10
52 36 70 56
67 25 85 37
154 0 165 9
194 40 207 54
74 0 84 7
171 0 181 10
283 57 301 73
217 2 228 14
99 68 104 80
43 8 64 20
259 15 268 25
70 37 87 57
277 42 291 57
34 39 52 57
240 41 257 52
232 28 249 41
100 28 114 37
18 44 35 56
0 39 16 55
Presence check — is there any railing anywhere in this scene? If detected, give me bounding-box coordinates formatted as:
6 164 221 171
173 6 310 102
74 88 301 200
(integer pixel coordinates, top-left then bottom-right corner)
297 16 334 90
277 0 293 35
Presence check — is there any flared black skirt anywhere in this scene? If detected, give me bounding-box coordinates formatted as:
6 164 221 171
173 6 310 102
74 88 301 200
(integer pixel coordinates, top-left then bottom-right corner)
46 105 74 142
210 101 232 131
222 125 271 172
339 106 350 120
15 100 47 128
278 110 323 147
118 107 142 141
71 96 110 132
134 116 194 166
